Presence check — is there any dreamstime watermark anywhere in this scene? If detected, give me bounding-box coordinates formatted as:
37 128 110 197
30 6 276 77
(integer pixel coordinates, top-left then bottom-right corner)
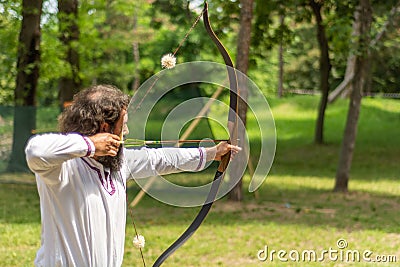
257 238 398 263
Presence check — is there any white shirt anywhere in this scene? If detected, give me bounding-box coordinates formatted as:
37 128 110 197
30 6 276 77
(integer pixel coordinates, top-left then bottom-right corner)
25 133 206 267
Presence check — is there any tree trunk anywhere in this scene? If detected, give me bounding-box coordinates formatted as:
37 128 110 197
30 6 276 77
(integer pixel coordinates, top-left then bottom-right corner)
228 0 253 202
327 54 355 103
278 14 285 98
334 0 372 192
310 0 332 144
8 0 43 172
328 9 359 103
328 7 360 103
58 0 80 110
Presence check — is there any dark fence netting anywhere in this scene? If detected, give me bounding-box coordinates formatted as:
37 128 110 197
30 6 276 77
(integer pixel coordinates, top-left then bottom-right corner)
0 106 14 173
0 106 60 173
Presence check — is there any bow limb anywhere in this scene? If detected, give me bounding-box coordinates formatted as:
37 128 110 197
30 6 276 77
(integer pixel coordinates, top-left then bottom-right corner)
152 2 238 266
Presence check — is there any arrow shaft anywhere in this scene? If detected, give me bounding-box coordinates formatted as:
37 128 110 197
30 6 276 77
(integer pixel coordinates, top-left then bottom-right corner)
122 139 228 147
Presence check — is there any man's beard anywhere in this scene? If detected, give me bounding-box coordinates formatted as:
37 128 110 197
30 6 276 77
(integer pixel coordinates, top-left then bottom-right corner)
97 147 123 172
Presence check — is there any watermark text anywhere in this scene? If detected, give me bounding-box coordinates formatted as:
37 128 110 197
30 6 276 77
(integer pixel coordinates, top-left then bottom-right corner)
257 238 397 263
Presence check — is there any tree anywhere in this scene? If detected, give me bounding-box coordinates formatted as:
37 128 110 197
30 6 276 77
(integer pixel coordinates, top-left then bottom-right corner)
309 0 332 144
8 0 43 172
58 0 81 109
228 0 254 202
334 0 372 192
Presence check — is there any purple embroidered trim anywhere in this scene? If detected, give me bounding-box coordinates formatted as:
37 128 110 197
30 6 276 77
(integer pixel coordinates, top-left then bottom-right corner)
81 158 116 196
104 171 116 195
196 148 204 171
82 136 92 157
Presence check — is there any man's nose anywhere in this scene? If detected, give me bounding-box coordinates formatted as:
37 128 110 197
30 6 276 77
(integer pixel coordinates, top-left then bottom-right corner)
123 124 129 136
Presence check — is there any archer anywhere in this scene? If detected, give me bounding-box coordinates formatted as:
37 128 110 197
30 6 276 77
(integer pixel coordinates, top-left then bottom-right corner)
25 84 240 266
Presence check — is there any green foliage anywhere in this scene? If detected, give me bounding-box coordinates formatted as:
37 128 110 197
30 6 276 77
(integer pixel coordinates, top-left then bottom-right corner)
252 0 295 51
77 0 145 90
248 50 279 96
368 2 400 93
0 1 21 105
2 0 400 106
38 8 66 104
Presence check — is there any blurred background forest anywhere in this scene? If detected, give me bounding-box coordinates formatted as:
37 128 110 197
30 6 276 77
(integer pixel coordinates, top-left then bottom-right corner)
1 0 400 102
1 0 399 103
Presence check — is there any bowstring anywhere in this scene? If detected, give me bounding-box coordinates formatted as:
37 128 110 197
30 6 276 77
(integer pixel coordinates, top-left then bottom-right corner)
120 118 146 266
172 8 205 56
130 8 205 117
128 197 147 267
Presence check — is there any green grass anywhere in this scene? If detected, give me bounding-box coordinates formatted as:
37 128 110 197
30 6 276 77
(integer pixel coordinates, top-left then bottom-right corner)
1 95 399 266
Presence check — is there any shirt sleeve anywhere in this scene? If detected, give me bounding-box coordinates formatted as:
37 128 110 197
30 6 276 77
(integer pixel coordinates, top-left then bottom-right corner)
25 133 95 177
123 147 207 179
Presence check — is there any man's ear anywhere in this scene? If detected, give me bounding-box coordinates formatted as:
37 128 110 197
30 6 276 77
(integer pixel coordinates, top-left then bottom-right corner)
100 122 110 133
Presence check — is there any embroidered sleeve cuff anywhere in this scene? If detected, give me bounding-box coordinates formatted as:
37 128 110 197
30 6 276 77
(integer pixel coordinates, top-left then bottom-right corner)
82 136 95 157
196 147 207 171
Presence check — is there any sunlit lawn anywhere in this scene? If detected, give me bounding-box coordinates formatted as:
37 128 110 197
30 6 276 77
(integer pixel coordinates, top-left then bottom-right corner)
0 95 399 266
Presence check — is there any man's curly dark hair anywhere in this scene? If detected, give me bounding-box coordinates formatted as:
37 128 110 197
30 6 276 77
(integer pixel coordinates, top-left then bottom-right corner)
59 84 130 135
